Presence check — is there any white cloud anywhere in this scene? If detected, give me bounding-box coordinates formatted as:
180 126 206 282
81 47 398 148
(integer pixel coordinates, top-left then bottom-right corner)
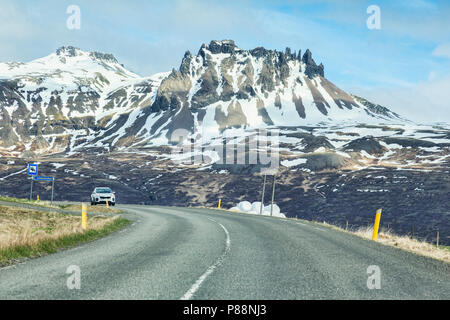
349 76 450 124
432 43 450 59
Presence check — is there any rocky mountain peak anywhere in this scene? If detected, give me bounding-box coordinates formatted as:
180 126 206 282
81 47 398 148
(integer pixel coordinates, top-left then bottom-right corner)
56 46 81 57
193 40 324 75
151 40 341 117
180 50 193 75
55 46 118 64
302 49 324 78
207 40 237 54
302 49 314 65
89 51 119 64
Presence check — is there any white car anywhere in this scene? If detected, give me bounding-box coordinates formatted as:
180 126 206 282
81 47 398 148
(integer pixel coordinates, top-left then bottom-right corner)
91 187 116 206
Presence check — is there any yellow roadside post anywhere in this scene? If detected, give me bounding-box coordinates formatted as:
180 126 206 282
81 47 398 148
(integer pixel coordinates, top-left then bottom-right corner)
81 203 87 230
106 200 109 208
37 195 39 201
218 198 221 209
372 208 383 241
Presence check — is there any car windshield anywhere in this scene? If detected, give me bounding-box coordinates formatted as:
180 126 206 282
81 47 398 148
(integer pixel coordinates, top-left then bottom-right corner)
96 188 112 194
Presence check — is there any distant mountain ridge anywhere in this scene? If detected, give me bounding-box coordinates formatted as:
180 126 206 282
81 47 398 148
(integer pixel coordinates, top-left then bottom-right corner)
0 41 404 157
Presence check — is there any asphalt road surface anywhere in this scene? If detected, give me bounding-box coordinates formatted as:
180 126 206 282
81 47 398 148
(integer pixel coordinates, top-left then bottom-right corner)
1 205 449 299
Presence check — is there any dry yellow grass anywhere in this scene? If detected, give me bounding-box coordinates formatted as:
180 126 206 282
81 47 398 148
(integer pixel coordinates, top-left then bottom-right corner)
321 222 450 263
0 205 118 250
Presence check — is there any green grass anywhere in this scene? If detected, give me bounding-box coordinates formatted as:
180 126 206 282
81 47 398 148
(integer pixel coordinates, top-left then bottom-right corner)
0 196 36 205
0 196 122 214
0 217 130 267
0 196 56 209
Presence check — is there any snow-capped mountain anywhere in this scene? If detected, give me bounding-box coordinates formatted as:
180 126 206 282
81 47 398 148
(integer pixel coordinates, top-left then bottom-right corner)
0 46 167 155
149 39 402 143
1 40 448 167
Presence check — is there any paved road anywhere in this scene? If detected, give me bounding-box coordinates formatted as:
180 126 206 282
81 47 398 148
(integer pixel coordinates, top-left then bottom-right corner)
0 205 449 299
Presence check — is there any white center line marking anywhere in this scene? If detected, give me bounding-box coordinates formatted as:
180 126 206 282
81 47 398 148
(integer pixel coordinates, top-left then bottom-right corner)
180 218 231 300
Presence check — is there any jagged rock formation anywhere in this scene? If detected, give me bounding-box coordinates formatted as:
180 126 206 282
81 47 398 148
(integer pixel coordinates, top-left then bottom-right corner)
0 40 404 157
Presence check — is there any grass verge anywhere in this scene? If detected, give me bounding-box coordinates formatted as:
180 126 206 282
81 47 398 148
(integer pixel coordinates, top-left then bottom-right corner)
0 196 40 206
0 205 130 266
320 222 450 263
0 196 122 214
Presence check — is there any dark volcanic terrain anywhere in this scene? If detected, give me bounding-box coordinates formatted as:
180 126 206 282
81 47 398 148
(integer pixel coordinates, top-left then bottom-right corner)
1 151 449 245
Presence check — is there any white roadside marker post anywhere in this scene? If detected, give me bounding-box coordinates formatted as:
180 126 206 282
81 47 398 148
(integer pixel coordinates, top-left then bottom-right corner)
30 177 34 201
270 175 276 217
260 174 267 215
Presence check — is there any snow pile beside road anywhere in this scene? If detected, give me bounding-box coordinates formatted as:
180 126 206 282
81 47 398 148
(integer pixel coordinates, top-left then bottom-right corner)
230 201 286 218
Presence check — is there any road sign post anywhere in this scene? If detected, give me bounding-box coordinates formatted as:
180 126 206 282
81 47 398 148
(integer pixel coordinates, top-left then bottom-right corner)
28 164 38 176
30 178 33 201
27 164 38 201
31 176 54 204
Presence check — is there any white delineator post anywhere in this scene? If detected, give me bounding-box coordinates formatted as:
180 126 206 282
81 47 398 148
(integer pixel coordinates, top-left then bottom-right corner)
270 175 276 216
260 174 267 215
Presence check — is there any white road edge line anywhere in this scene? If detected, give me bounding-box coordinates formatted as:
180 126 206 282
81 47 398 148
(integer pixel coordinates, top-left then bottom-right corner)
180 218 231 300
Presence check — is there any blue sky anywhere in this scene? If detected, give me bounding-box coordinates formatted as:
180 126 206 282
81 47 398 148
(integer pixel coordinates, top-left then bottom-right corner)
1 0 449 122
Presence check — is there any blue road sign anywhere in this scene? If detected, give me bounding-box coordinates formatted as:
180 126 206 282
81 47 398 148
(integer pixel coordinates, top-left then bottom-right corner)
33 176 54 181
28 164 38 176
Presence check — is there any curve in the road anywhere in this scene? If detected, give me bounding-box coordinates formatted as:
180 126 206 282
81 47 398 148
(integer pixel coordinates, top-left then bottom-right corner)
181 217 231 300
0 205 449 300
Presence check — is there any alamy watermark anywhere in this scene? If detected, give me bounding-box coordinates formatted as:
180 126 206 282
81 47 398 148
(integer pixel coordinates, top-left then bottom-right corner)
170 127 280 174
66 5 81 30
367 5 381 30
66 265 81 290
367 265 381 289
